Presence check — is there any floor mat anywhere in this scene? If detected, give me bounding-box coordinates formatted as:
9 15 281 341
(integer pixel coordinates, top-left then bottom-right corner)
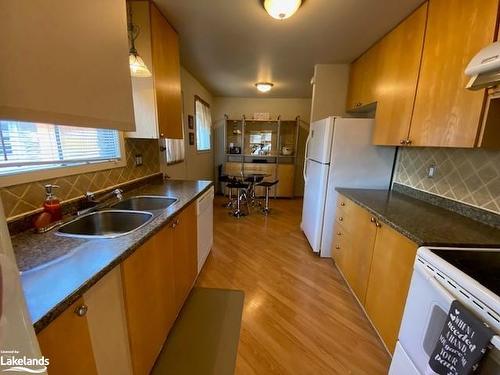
151 287 245 375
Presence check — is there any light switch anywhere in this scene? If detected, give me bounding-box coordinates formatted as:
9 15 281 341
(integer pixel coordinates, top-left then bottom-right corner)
427 164 437 178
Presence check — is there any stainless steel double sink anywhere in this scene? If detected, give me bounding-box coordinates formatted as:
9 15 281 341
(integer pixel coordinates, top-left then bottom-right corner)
56 196 178 239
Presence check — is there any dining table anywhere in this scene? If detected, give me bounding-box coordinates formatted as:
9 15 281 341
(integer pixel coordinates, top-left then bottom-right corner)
226 172 271 208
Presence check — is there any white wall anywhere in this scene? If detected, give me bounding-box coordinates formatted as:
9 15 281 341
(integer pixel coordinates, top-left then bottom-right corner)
310 64 350 122
162 67 214 181
212 97 311 196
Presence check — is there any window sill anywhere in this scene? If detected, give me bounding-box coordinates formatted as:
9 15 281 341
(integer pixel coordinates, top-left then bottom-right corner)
196 149 212 154
0 158 127 188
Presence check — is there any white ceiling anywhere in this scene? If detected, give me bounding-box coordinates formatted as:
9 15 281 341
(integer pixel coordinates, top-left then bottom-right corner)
155 0 424 98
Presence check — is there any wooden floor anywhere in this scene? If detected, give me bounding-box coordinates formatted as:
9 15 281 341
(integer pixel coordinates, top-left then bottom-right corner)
196 196 390 375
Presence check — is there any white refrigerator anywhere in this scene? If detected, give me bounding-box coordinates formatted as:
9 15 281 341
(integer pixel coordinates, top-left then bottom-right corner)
301 117 396 257
0 200 47 374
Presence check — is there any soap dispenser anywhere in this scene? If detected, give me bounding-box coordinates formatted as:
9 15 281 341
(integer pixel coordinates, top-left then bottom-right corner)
43 184 62 221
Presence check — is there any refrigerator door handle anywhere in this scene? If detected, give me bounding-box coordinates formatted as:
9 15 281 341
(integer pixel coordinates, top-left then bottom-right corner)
303 132 312 182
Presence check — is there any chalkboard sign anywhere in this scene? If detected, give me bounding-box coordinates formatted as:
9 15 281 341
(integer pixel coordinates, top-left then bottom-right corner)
429 300 494 375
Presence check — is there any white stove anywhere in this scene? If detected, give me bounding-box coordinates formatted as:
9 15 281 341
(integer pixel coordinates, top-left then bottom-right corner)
389 246 500 374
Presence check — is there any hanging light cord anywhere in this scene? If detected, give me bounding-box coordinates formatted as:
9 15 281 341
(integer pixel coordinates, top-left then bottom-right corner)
127 2 140 55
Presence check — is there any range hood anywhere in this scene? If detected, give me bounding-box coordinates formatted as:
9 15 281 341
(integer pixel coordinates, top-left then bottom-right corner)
465 41 500 90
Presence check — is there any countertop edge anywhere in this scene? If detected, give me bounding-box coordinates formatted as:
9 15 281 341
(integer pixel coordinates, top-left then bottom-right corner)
32 181 214 333
336 188 500 249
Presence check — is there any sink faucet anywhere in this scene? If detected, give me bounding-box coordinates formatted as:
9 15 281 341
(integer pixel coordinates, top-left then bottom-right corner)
78 189 123 216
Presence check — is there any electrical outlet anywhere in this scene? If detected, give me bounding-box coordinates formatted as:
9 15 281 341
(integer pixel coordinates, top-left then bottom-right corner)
135 154 143 166
427 164 437 178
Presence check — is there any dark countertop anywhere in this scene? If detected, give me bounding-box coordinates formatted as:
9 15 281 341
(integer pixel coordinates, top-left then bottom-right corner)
13 179 213 333
336 188 500 247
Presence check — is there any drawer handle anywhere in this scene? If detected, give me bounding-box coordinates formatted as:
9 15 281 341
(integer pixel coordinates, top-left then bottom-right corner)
75 305 88 317
338 217 344 222
335 245 341 250
340 202 345 206
337 231 342 236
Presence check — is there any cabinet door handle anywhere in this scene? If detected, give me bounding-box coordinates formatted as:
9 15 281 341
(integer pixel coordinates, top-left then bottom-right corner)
405 139 412 145
370 217 376 223
337 231 342 236
170 218 180 228
375 221 382 228
338 217 344 222
335 245 341 250
400 139 406 145
340 202 345 206
75 304 88 317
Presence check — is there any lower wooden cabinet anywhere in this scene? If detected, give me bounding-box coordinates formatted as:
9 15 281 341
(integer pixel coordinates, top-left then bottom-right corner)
332 194 417 354
172 203 198 308
36 201 199 375
121 226 175 375
333 203 378 304
364 223 417 354
276 164 295 198
37 298 98 375
121 202 197 375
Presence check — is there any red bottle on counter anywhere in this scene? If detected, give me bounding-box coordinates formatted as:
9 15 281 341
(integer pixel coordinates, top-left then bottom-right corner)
43 184 62 221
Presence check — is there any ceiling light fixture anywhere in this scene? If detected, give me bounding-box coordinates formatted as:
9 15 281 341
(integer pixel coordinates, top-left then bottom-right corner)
127 3 152 78
263 0 302 20
255 82 274 93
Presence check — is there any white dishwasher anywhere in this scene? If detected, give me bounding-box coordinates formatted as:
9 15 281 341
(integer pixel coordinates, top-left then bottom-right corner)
197 186 214 273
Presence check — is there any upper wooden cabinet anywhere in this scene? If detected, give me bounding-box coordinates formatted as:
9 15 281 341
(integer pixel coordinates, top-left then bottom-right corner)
346 0 500 148
346 47 379 111
409 0 499 147
372 3 427 146
0 0 135 131
127 1 183 139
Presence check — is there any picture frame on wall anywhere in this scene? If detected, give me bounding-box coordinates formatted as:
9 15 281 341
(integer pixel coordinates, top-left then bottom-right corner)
188 115 194 130
189 132 195 146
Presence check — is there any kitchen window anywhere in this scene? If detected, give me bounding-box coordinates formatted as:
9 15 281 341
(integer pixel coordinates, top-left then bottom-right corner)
195 96 211 152
0 120 125 186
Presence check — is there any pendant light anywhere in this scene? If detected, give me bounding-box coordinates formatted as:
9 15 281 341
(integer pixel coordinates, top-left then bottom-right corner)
263 0 302 20
127 2 152 77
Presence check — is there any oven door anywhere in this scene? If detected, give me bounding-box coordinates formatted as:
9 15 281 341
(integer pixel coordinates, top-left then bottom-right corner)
393 260 500 374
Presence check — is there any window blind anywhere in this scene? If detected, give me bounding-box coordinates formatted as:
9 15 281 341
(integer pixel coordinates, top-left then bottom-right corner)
0 121 121 176
164 138 185 165
195 98 211 151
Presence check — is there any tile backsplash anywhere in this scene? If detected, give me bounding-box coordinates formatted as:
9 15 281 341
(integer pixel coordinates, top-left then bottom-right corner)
0 138 160 220
394 147 500 214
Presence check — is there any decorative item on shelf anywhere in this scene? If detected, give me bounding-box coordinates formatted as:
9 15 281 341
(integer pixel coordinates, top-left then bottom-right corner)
229 144 241 154
188 115 194 129
263 0 302 20
127 2 152 78
253 112 272 120
189 132 195 146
